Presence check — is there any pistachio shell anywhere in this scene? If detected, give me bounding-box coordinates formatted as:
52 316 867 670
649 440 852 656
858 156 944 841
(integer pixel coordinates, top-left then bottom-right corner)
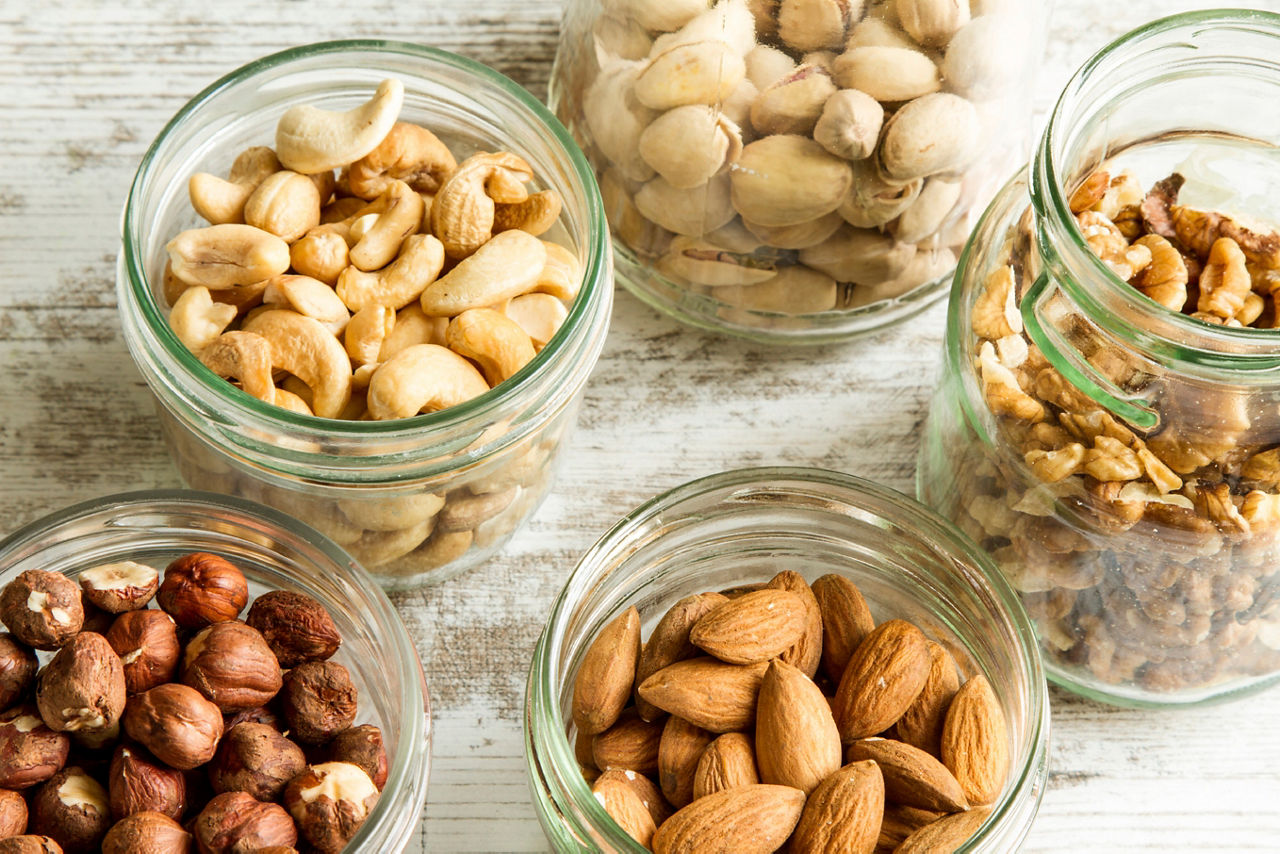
799 225 917 283
894 178 963 244
832 46 941 102
605 0 706 32
750 65 838 136
600 168 674 257
730 135 853 228
879 93 979 181
584 60 658 183
715 265 838 313
859 247 956 300
743 211 845 249
651 0 758 57
593 14 654 63
800 50 839 74
745 45 797 91
838 160 923 228
813 89 884 161
704 219 766 253
635 174 736 237
635 40 746 111
778 0 862 52
722 78 760 129
658 236 780 286
898 0 971 47
640 106 743 189
845 16 917 50
943 15 1020 99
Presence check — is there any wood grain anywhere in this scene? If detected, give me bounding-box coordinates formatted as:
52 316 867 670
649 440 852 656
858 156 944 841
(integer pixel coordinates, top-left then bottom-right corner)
3 0 1280 851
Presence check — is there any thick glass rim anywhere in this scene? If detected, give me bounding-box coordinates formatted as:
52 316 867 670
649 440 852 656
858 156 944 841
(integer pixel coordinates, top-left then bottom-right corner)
122 39 609 438
0 489 432 851
527 466 1049 852
1033 9 1280 366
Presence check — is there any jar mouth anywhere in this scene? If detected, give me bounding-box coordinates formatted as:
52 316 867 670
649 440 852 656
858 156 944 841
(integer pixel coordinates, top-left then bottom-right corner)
121 39 609 440
1033 9 1280 367
527 467 1049 851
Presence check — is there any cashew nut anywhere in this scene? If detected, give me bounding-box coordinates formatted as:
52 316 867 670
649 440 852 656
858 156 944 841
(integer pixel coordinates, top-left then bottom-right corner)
243 170 322 242
492 190 563 237
166 224 291 289
344 518 434 568
420 230 547 316
485 168 532 205
290 225 351 284
197 331 275 402
348 180 426 271
188 146 281 225
446 309 537 385
271 387 315 416
322 196 365 224
347 121 457 200
378 304 449 361
337 234 445 312
262 275 351 336
531 241 582 301
241 309 353 418
345 304 396 367
339 493 446 532
436 487 518 534
275 78 404 174
429 152 535 259
366 344 489 420
163 261 268 313
387 529 474 577
169 286 238 352
503 293 568 350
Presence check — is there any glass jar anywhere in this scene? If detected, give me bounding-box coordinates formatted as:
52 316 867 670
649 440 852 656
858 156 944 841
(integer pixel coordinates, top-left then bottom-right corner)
549 0 1047 343
0 490 431 850
525 467 1048 851
918 10 1280 706
117 41 612 589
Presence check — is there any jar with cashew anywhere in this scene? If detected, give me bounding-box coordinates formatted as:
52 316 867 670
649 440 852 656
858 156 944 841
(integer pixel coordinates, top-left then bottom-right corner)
918 12 1280 705
118 43 611 588
549 0 1046 341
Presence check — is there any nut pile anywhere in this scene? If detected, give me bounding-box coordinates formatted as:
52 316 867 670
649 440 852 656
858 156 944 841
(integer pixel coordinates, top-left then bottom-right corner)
570 571 1010 853
956 167 1280 692
561 0 1026 319
0 556 389 853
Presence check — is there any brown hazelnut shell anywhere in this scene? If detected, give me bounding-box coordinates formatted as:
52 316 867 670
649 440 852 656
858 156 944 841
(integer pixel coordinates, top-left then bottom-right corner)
122 684 223 771
0 836 64 854
108 744 187 821
105 610 180 695
193 791 298 854
101 811 193 854
157 554 248 630
0 787 28 837
0 571 84 651
0 706 71 789
327 724 389 790
34 632 127 736
209 723 306 802
280 662 357 745
29 766 111 854
181 621 282 714
245 591 341 668
0 633 39 710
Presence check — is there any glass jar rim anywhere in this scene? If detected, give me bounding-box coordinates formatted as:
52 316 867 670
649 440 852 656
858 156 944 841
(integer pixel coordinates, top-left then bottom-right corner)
1033 9 1280 366
121 38 610 439
526 466 1049 852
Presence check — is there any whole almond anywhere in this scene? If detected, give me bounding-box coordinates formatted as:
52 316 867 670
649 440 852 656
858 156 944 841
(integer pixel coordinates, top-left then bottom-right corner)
595 768 673 828
940 675 1009 806
573 606 641 736
689 590 807 665
593 771 658 849
895 641 961 757
652 784 805 854
638 658 769 733
692 732 759 800
575 727 597 771
845 738 968 813
766 571 823 678
812 574 875 682
636 593 729 720
755 659 841 795
593 711 664 776
789 759 884 854
832 619 930 743
895 806 993 854
659 716 715 809
878 804 946 850
719 582 768 599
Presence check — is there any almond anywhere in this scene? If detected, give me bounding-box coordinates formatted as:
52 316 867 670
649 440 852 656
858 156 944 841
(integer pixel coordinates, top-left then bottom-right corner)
689 590 808 665
593 710 664 776
895 641 961 757
652 784 805 854
894 806 993 854
659 716 715 809
940 675 1009 806
832 619 930 743
593 770 658 849
789 759 884 854
573 606 641 736
812 574 875 682
635 593 728 720
692 732 759 800
595 768 673 828
878 804 946 850
718 582 768 599
845 738 968 813
755 659 841 795
637 658 769 733
575 727 597 771
766 571 823 678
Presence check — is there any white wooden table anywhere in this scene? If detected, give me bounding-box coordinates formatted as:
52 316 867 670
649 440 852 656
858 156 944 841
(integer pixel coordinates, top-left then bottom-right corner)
4 0 1280 850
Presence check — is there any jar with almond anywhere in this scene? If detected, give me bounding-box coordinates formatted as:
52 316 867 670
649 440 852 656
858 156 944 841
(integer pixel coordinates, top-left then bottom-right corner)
525 468 1048 851
549 0 1048 341
918 10 1280 705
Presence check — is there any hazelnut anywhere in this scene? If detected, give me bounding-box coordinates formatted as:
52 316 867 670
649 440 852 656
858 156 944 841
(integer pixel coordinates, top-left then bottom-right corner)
0 837 63 854
223 705 284 732
123 684 224 771
108 744 187 820
283 762 378 854
0 787 28 836
193 791 298 854
0 633 39 709
245 591 341 668
105 610 180 694
327 724 388 790
78 602 115 636
78 562 159 614
100 811 193 854
0 571 84 651
29 766 110 854
181 621 282 713
0 706 70 789
156 554 248 629
209 723 306 802
280 662 357 745
34 633 126 737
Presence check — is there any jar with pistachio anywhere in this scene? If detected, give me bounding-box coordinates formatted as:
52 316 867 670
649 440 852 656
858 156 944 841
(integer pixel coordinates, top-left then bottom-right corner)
550 0 1046 341
918 12 1280 705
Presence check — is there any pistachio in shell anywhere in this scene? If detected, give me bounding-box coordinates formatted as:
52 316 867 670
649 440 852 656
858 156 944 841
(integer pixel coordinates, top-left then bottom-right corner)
635 174 737 238
634 40 745 112
639 106 743 190
749 64 838 137
729 135 853 228
879 93 980 182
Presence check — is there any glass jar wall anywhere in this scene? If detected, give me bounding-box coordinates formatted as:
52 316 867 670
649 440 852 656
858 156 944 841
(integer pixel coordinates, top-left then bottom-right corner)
918 11 1280 706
